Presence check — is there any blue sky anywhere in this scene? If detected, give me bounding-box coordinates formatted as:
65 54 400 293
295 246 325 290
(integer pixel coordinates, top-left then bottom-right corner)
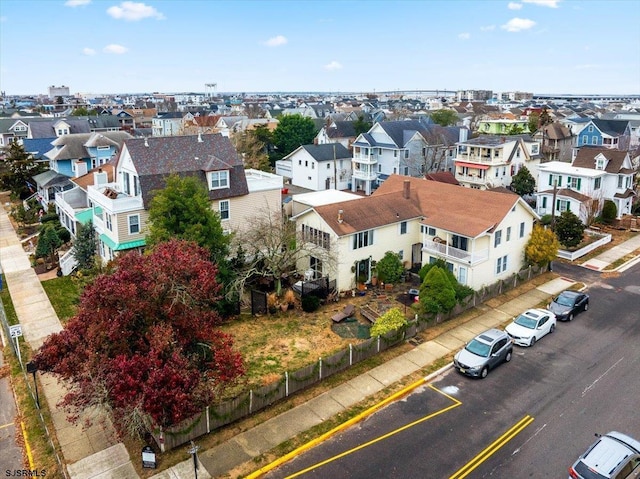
1 0 639 96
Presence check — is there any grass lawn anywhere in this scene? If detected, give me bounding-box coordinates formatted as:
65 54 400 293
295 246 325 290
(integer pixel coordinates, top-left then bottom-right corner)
40 276 80 324
1 274 19 325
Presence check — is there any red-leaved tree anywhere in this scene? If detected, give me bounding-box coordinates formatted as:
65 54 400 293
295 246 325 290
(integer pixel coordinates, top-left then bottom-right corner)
33 239 244 438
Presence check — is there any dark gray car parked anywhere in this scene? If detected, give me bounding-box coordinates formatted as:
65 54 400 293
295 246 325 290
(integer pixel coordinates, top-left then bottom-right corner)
453 328 513 379
548 290 589 321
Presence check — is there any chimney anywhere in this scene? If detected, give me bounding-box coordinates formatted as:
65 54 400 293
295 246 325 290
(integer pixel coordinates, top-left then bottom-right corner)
403 180 410 199
337 209 344 224
93 168 108 186
197 132 203 142
144 137 149 147
75 161 88 178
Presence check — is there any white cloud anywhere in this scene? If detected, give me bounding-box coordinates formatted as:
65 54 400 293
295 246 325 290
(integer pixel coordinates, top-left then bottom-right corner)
324 61 343 71
501 17 536 32
508 2 523 10
83 47 96 55
103 44 128 54
65 0 91 6
523 0 560 7
458 32 470 40
480 25 496 31
264 35 288 47
107 2 165 21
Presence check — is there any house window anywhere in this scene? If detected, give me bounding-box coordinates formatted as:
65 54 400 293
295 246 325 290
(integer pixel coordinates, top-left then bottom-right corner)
209 171 229 189
394 150 398 158
404 150 409 159
299 160 302 165
506 226 511 241
594 177 601 189
219 200 229 220
327 163 331 169
542 196 547 208
311 163 315 169
557 199 569 212
128 214 140 234
403 166 409 175
519 222 525 238
618 175 624 188
596 159 605 170
305 161 308 167
494 230 502 247
400 221 407 234
531 144 539 154
134 176 140 196
588 125 594 132
302 224 331 250
582 135 588 144
451 235 468 251
494 150 499 157
398 250 404 260
352 229 374 249
496 255 508 274
105 213 112 231
568 177 581 190
428 226 436 236
379 148 382 155
378 164 382 172
591 137 598 145
516 149 521 158
548 174 562 187
123 172 130 194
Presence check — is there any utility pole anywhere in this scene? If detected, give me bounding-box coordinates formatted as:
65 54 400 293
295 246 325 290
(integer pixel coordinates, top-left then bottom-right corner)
551 178 558 232
188 441 200 479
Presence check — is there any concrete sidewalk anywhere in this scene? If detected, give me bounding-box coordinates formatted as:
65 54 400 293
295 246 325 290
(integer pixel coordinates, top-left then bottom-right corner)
582 232 640 271
150 276 575 479
0 205 137 478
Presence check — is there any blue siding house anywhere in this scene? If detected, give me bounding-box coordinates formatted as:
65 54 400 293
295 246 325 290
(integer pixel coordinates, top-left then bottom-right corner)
575 119 631 150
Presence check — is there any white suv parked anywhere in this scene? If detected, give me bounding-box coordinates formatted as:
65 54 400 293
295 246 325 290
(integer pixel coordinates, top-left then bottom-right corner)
569 431 640 479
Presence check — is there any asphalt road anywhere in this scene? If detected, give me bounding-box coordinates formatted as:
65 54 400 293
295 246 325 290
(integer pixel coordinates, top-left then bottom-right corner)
0 346 24 473
266 262 640 479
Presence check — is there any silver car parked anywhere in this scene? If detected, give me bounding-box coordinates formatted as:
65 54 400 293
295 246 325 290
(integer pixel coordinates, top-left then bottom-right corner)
453 328 513 379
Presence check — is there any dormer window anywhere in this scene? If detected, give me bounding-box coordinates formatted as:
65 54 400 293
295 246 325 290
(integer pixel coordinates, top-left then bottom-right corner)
531 144 539 154
209 170 229 189
595 158 605 170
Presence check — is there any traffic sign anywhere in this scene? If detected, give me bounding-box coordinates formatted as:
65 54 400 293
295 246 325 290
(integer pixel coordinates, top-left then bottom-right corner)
9 324 23 338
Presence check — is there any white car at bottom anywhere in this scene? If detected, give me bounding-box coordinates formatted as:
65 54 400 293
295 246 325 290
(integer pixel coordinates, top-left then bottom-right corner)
505 308 556 347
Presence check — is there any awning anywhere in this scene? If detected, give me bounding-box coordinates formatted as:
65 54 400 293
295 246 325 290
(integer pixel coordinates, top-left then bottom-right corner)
99 233 146 251
455 161 490 170
75 209 93 225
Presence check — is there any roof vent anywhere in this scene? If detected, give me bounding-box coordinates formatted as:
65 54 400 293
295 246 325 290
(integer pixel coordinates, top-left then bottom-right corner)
198 132 203 142
144 137 149 147
337 209 344 224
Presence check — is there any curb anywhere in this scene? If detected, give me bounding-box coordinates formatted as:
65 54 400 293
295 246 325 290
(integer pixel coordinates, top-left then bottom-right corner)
246 362 454 478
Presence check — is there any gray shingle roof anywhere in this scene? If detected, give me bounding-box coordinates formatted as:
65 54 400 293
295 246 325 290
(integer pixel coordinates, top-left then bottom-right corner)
572 147 631 173
301 143 352 161
123 134 248 208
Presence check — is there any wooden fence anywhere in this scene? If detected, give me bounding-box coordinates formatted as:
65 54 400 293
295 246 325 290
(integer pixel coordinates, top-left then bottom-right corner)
150 264 545 451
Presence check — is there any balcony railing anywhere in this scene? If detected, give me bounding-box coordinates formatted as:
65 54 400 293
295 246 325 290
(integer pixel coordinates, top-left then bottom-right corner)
456 174 488 185
352 170 377 181
352 153 378 164
87 183 143 214
423 240 489 265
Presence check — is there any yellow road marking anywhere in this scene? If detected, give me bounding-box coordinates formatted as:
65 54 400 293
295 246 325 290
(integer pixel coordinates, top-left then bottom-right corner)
249 383 461 479
21 421 35 469
449 415 534 479
0 422 15 430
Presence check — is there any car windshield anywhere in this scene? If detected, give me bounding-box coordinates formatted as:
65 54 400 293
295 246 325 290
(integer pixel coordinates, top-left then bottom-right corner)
465 339 491 357
555 294 574 307
514 314 537 329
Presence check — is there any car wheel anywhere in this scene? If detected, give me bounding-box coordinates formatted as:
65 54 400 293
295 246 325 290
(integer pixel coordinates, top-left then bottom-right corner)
480 367 488 378
584 303 589 311
505 351 512 362
550 324 555 333
529 336 536 347
568 312 574 321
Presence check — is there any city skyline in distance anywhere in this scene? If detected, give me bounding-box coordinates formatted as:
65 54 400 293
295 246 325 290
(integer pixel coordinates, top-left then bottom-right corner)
1 0 639 97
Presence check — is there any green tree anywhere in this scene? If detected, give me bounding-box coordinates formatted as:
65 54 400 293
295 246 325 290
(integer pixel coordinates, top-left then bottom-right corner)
555 210 585 248
0 141 47 198
528 113 540 134
55 96 64 105
539 108 552 127
525 225 559 268
419 266 457 316
418 259 473 303
72 221 97 270
71 107 97 116
506 124 525 135
370 308 408 337
35 224 63 265
232 130 270 171
270 114 317 162
510 166 536 196
147 175 229 264
429 109 458 127
353 115 373 135
375 251 404 284
601 200 617 224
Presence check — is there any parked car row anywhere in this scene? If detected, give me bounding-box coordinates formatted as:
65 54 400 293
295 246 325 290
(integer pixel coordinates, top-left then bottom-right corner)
453 290 590 379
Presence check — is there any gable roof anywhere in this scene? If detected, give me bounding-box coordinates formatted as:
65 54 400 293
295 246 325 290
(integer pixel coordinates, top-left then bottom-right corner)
312 174 527 238
589 119 630 136
541 122 572 141
572 147 631 173
123 134 248 207
326 121 356 139
46 131 132 161
28 118 92 138
300 143 352 161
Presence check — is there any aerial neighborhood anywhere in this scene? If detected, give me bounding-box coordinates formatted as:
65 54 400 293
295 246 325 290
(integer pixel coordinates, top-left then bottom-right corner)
1 86 639 477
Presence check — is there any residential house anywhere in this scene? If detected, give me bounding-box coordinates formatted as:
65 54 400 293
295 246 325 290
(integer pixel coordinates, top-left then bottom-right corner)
276 143 352 191
536 147 637 223
476 119 531 135
574 119 631 150
152 112 184 137
292 175 538 292
87 134 282 263
454 135 543 190
351 120 465 195
533 122 574 162
315 121 357 149
214 116 248 136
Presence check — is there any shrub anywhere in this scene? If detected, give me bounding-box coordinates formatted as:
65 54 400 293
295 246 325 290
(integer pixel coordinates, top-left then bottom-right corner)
375 251 404 284
370 308 407 337
283 289 296 306
555 210 585 248
40 212 60 224
301 295 320 313
539 214 553 226
601 200 617 224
